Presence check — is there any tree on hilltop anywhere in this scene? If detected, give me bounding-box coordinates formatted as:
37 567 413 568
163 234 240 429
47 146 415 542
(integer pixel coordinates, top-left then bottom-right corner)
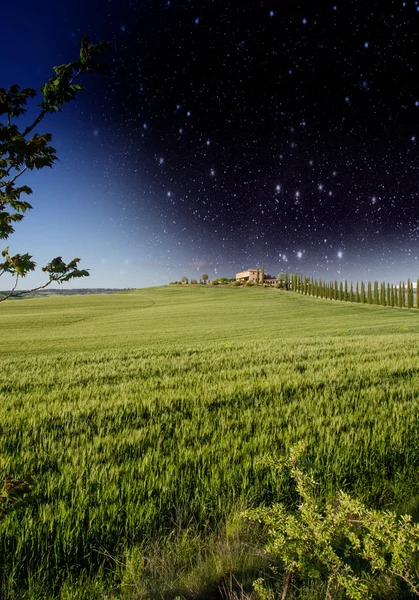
0 37 111 302
201 273 208 284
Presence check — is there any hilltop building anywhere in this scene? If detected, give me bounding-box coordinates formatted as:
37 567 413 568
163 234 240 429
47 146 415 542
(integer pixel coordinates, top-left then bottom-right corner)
236 269 260 283
236 269 280 286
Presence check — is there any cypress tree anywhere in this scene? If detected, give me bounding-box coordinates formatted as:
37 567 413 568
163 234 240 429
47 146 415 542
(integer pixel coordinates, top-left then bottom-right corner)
344 279 348 302
339 281 343 301
381 281 386 306
394 284 398 307
390 284 395 308
285 271 289 290
334 280 338 300
387 283 391 307
408 278 413 309
410 281 415 308
361 281 365 303
256 268 260 285
356 281 360 303
367 281 373 304
350 281 354 302
399 282 403 308
373 280 378 305
261 264 265 285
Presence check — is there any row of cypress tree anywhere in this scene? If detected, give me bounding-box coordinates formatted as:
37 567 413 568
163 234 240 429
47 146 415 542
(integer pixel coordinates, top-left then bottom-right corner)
287 274 419 309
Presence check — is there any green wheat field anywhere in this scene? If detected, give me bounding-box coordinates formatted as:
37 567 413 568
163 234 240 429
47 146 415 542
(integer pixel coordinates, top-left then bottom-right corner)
1 285 419 598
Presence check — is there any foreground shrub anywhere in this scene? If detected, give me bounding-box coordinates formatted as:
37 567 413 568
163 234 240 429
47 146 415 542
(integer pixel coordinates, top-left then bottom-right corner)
243 444 419 599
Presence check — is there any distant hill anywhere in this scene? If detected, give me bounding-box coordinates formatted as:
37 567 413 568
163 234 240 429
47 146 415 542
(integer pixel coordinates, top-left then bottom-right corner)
0 288 135 299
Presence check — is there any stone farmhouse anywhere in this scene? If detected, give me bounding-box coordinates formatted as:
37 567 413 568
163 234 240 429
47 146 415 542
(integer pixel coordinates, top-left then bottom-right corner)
236 269 279 286
236 269 259 283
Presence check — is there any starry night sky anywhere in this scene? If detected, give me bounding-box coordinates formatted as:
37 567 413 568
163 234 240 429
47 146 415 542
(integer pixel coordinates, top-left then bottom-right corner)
2 0 419 288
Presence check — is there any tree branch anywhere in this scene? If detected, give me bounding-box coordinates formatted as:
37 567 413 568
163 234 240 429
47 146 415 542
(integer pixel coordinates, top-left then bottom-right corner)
6 166 29 187
21 66 84 138
2 269 86 300
281 570 292 600
22 109 47 138
0 273 19 302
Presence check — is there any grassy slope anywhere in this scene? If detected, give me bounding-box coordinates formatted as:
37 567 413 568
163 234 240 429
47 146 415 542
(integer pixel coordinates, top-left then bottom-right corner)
1 286 419 596
2 285 419 354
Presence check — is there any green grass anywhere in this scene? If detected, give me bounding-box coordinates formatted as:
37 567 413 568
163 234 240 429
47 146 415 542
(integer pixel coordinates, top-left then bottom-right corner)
1 285 419 598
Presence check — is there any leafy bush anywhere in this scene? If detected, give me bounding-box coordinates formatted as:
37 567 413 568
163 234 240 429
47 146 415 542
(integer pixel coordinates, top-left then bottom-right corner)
243 444 419 599
212 277 236 285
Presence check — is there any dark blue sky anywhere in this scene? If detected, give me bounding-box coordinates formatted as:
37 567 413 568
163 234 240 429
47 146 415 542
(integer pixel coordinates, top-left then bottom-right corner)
2 1 419 288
